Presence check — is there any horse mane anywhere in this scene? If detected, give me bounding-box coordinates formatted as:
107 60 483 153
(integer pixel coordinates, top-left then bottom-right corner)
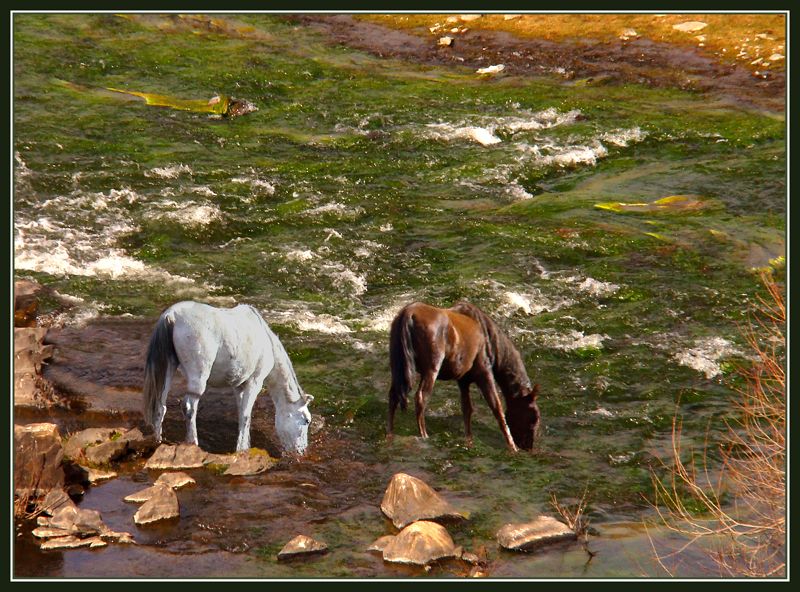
246 305 303 404
451 302 531 398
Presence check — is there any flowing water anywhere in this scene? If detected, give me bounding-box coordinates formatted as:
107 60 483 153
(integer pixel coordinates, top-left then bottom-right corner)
13 14 785 579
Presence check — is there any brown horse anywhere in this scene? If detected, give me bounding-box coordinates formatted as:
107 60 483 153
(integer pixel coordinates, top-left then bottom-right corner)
387 301 540 451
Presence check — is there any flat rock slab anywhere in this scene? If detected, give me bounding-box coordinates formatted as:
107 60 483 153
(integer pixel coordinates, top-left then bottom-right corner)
79 466 118 484
155 471 196 489
496 516 577 551
145 443 207 470
134 484 179 525
381 472 465 529
277 535 329 560
124 484 163 504
39 489 74 516
382 521 459 566
40 535 107 550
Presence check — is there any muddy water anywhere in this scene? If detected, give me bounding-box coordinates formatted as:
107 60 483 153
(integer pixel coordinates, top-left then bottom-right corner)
13 13 784 578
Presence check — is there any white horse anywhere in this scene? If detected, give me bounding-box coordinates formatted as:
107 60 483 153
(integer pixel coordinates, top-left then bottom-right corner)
142 301 313 454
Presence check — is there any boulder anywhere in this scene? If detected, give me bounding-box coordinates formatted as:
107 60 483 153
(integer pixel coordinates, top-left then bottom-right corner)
63 427 122 461
39 488 74 516
134 483 179 525
223 449 277 476
145 443 207 470
277 535 329 560
14 279 43 327
496 516 576 551
380 472 465 529
14 423 64 501
367 535 395 553
382 521 459 566
14 328 54 407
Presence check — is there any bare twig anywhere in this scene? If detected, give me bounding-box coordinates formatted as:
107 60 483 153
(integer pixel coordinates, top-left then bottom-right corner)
647 273 785 577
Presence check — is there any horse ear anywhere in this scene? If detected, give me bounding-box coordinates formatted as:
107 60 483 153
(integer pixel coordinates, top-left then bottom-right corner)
528 384 539 401
304 393 314 404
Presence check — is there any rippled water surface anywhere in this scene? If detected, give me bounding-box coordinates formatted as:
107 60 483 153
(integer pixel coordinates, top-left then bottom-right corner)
13 14 785 579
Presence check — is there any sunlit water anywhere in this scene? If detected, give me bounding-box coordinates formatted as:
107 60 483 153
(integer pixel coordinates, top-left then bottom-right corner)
13 14 785 578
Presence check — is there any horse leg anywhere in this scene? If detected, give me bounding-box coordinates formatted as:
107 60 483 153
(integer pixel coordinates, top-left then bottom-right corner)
458 378 474 446
181 393 202 446
234 377 262 452
153 361 175 443
475 368 518 453
415 370 439 439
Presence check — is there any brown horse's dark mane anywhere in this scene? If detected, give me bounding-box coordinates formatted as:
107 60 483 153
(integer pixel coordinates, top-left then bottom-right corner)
451 302 531 399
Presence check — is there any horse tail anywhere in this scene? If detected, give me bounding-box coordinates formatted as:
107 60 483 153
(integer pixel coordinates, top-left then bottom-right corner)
389 306 416 411
143 314 178 426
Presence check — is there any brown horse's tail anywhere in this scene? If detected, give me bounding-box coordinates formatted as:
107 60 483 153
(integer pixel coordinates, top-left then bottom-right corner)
389 306 415 411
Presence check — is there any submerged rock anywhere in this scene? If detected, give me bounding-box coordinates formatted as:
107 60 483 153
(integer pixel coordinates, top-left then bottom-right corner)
145 443 207 469
382 521 459 566
496 516 576 551
381 472 465 529
134 483 179 525
277 535 329 560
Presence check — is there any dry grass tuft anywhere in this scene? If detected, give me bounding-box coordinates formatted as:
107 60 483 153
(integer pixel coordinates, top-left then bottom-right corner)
649 273 785 577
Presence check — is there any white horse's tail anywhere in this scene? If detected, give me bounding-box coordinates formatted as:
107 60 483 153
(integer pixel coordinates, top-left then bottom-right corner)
143 314 178 426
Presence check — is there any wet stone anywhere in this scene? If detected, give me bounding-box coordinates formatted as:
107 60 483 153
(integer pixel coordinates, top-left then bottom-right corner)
381 472 465 529
367 535 395 553
134 483 179 525
39 488 74 516
155 471 196 489
124 485 163 504
277 535 329 560
223 449 277 476
14 423 64 499
63 427 123 461
84 438 128 465
121 427 158 455
79 465 118 484
145 443 208 470
382 521 459 566
496 516 577 551
40 535 106 550
47 504 106 536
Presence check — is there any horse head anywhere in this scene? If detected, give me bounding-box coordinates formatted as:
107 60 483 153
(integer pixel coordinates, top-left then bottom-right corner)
276 392 314 455
505 384 541 451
